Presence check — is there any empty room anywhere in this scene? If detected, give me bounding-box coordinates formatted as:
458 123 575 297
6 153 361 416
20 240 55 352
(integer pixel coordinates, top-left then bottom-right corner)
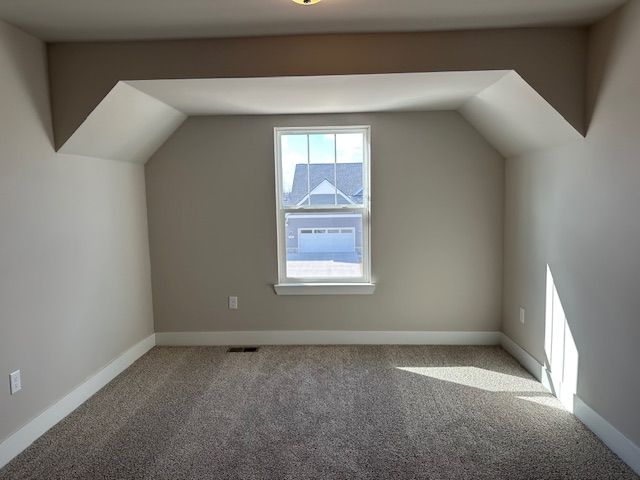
0 0 639 478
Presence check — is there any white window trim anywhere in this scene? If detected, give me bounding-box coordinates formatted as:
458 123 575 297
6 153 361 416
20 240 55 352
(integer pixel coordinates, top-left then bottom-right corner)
274 283 376 296
273 125 374 295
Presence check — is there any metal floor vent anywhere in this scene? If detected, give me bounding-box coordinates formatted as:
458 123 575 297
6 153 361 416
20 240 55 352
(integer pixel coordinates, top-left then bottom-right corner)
227 346 259 353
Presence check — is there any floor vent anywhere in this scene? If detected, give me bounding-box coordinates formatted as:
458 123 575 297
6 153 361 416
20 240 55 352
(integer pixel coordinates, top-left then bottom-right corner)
227 346 259 353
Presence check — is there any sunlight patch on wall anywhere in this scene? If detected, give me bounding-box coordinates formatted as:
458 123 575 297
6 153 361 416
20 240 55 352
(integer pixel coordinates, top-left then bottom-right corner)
544 264 579 412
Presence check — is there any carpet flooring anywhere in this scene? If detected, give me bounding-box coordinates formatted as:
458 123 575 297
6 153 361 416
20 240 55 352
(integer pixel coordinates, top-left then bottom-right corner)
1 346 637 479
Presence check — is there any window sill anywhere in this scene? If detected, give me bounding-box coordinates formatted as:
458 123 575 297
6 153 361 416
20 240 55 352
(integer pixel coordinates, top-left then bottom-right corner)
274 283 376 296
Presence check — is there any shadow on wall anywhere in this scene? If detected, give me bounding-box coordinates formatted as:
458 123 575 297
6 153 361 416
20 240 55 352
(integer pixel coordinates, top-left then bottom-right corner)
586 1 626 131
0 23 54 148
543 264 579 413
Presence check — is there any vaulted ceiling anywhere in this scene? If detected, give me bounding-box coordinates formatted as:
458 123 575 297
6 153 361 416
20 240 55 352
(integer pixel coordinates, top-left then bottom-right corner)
58 71 583 163
0 0 625 41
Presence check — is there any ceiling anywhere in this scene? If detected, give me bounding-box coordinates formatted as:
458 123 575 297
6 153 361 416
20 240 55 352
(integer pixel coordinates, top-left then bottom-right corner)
0 0 625 42
58 71 583 163
127 72 507 116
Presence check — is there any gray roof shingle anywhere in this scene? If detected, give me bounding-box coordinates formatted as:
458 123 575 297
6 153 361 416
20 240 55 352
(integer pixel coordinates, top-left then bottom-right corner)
288 163 363 205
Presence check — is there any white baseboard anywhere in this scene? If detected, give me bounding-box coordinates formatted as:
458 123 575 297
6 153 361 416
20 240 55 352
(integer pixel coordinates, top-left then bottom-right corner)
500 333 640 475
499 333 553 392
0 333 156 469
573 396 640 474
155 330 502 346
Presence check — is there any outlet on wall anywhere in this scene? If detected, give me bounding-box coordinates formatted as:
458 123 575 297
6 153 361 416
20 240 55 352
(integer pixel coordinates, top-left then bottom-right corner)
519 307 525 325
10 370 21 394
229 296 238 310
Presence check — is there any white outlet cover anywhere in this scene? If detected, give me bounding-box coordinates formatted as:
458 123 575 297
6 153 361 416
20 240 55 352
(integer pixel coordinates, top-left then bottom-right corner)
10 370 21 394
519 307 525 324
229 296 238 309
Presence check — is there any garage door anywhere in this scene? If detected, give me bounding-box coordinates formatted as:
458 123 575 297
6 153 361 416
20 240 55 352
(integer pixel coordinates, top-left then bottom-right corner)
298 228 355 253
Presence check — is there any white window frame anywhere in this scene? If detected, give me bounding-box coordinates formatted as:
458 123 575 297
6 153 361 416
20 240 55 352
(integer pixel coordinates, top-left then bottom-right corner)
273 126 374 295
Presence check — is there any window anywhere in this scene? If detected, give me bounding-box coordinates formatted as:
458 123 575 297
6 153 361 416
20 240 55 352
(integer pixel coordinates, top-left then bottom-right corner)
274 126 373 294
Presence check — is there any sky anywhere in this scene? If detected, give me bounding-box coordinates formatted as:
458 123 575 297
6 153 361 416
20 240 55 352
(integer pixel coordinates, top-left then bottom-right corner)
280 133 364 193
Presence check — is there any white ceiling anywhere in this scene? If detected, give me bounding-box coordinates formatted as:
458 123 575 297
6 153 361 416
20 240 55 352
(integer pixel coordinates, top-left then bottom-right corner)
127 72 508 116
0 0 625 42
59 71 583 163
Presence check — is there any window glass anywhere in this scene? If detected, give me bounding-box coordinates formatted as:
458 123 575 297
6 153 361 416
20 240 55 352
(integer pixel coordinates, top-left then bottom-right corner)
285 212 363 279
308 134 336 206
336 133 365 206
281 134 308 207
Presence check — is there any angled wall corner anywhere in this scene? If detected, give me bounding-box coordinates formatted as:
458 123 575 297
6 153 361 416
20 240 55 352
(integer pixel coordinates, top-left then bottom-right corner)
58 82 186 164
459 71 585 159
55 71 586 166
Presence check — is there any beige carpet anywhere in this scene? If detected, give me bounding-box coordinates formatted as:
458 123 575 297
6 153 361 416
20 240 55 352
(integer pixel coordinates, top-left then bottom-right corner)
1 345 637 479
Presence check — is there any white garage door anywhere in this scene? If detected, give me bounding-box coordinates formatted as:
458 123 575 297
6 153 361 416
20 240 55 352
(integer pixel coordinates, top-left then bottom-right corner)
298 228 355 253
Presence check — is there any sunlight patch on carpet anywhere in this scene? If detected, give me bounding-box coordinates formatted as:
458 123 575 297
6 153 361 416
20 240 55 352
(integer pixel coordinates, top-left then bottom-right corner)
396 366 546 393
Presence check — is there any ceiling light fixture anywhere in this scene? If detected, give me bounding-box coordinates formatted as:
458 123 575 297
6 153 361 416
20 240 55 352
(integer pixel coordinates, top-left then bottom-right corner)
292 0 322 5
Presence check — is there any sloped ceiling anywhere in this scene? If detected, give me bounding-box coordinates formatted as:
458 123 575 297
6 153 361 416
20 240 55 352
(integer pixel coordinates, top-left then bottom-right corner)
58 71 584 164
59 83 186 164
461 72 584 158
127 71 507 116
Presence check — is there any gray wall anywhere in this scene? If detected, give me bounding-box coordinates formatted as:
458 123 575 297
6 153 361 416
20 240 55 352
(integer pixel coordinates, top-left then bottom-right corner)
0 20 154 444
146 112 504 333
503 0 640 447
47 27 587 148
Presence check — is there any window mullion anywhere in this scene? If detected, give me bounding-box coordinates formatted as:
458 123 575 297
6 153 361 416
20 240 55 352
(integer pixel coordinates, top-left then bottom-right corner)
281 207 365 214
334 134 338 206
306 134 311 207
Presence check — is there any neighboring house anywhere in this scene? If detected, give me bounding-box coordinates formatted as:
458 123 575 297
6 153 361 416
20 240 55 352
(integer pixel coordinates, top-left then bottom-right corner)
287 163 364 206
285 163 363 258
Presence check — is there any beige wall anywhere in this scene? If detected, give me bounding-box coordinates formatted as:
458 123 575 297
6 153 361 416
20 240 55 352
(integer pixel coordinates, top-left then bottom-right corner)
0 20 154 444
503 0 640 446
146 112 504 333
47 27 588 148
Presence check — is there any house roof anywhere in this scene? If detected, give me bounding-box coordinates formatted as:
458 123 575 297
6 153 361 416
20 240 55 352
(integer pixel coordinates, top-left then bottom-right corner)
289 163 363 205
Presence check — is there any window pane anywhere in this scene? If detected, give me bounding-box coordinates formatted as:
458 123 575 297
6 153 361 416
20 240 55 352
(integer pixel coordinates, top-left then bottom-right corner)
281 134 308 207
309 134 335 164
285 212 363 279
309 134 336 206
336 133 365 206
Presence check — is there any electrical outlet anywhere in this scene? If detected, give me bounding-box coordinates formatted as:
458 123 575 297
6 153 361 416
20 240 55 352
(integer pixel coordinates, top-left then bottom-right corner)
10 370 21 394
228 296 238 310
519 307 525 325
